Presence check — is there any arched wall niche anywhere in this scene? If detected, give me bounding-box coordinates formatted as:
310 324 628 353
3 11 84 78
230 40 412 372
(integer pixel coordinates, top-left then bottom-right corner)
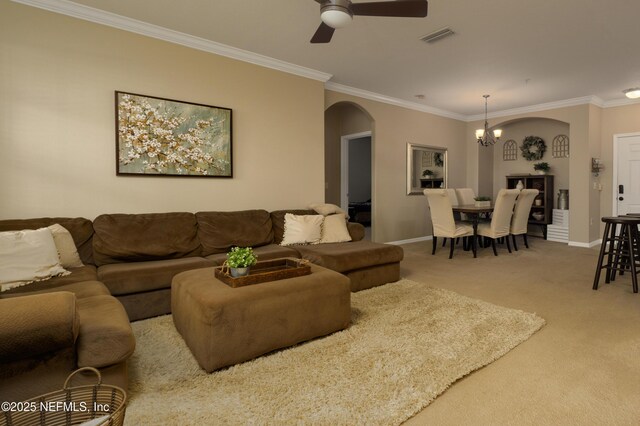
480 117 571 207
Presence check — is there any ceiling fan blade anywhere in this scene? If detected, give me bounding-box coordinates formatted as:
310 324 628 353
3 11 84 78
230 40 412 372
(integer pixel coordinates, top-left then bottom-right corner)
351 0 428 17
310 22 335 43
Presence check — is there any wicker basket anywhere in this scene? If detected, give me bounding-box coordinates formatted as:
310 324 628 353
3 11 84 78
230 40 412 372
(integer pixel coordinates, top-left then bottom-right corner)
1 367 127 426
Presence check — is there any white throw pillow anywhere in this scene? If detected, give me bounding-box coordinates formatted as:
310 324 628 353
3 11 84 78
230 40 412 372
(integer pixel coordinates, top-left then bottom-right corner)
281 214 324 246
320 213 352 244
0 228 70 292
48 224 84 268
308 203 349 218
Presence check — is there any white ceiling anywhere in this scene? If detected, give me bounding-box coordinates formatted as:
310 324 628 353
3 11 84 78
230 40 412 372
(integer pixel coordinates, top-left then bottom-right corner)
26 0 640 116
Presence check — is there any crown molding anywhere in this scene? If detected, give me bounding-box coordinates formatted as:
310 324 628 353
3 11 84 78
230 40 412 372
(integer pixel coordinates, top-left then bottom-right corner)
464 96 605 122
602 97 640 108
12 0 640 119
11 0 333 82
325 82 466 121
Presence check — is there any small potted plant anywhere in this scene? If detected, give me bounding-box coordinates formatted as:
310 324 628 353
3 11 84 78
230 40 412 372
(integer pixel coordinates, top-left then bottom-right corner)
226 247 258 278
422 169 436 179
533 162 550 175
474 196 491 208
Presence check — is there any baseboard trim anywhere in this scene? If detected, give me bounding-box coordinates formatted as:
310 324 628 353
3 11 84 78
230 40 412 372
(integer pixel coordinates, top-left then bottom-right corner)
387 236 432 245
568 239 602 248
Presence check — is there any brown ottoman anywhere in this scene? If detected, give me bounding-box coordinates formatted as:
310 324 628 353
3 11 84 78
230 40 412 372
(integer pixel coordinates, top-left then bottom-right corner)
171 263 351 372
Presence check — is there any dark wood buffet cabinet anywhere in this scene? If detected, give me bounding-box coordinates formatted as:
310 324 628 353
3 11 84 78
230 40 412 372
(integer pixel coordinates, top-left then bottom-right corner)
506 174 554 239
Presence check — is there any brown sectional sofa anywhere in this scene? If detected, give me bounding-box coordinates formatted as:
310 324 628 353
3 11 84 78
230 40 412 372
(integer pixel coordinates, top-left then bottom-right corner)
0 208 403 402
90 209 402 320
0 218 135 403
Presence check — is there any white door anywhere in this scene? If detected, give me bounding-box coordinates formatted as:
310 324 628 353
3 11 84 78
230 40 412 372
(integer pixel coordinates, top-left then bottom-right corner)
616 134 640 215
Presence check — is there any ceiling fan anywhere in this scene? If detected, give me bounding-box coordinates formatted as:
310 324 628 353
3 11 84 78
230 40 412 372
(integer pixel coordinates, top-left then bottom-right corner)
310 0 429 44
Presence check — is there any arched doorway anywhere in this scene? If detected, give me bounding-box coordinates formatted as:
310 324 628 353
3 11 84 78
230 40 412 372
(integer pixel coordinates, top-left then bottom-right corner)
324 102 374 240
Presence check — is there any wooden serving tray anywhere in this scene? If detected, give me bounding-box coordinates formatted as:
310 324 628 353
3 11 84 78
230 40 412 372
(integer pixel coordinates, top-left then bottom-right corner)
214 258 311 288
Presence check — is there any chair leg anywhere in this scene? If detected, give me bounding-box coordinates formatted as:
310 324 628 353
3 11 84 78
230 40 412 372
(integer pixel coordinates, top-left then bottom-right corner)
491 239 498 256
628 225 639 293
593 222 611 290
512 234 518 251
442 238 447 247
506 236 512 253
432 236 437 255
449 238 455 259
523 234 529 249
605 223 618 283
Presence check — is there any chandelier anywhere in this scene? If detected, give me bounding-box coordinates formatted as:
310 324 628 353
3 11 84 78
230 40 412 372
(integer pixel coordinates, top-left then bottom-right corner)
475 95 502 146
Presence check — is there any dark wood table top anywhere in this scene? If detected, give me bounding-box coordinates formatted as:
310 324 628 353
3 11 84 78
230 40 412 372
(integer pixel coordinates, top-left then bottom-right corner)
452 204 494 214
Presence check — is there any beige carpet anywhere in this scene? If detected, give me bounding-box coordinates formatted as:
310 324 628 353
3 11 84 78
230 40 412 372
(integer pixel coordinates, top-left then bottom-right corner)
124 279 544 425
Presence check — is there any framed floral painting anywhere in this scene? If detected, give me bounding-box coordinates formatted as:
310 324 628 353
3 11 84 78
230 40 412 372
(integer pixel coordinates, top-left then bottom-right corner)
115 91 232 177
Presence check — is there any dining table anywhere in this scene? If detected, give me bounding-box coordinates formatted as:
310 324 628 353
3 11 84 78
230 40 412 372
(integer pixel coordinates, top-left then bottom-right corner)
452 204 494 258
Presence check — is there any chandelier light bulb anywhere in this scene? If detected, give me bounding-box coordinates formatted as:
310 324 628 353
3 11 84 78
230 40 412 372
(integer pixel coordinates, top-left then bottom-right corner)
476 95 501 146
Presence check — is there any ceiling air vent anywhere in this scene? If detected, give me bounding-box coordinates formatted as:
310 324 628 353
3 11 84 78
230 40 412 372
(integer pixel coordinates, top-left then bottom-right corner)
420 27 454 43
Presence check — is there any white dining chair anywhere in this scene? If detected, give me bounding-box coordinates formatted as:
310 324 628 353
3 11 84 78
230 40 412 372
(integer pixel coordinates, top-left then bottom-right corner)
455 188 476 221
424 189 473 259
477 189 520 256
510 189 539 250
455 188 476 205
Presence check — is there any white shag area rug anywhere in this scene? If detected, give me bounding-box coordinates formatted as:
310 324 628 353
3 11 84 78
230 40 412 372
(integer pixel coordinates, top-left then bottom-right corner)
125 279 545 425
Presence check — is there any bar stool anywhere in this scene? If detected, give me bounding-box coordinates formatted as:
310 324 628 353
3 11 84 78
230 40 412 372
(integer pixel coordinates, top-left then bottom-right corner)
593 216 640 293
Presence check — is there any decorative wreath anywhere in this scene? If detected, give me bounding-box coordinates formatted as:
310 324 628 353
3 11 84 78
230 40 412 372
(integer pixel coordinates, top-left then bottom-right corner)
520 136 546 161
434 152 444 167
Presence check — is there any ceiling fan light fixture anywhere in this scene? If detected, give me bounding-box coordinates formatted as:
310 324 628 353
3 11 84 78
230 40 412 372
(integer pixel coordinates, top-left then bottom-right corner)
321 9 353 29
623 88 640 99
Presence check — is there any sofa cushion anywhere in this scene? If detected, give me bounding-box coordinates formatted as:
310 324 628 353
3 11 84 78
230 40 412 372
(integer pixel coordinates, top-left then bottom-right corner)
0 280 109 300
48 224 84 268
0 228 69 292
205 244 300 265
281 213 324 245
320 214 352 244
293 241 404 273
196 210 274 256
76 295 135 368
346 222 365 242
270 210 316 245
0 292 79 364
308 203 349 217
98 257 215 296
92 212 202 266
0 217 95 265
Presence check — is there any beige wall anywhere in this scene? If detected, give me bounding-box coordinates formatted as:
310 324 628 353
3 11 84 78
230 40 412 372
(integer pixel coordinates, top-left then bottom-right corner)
325 91 468 243
0 2 325 220
587 104 602 242
600 103 640 229
490 118 570 202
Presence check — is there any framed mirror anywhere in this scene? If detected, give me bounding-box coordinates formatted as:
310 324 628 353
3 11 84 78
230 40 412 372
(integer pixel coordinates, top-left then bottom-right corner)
406 143 447 195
